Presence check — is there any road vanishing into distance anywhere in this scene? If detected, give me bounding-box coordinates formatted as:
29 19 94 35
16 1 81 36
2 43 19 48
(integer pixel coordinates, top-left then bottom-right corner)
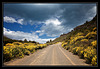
4 42 90 66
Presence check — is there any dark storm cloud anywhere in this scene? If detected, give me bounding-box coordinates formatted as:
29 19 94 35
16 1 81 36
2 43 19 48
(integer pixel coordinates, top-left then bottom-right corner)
58 4 96 28
4 3 96 25
3 3 97 37
4 3 61 24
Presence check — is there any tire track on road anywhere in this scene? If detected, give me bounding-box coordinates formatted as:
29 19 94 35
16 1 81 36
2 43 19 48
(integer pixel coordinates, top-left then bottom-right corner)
29 45 54 65
29 51 46 65
52 46 55 65
58 44 76 65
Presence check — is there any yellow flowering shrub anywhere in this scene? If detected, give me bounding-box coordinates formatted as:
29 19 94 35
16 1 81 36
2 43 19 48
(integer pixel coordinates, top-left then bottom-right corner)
81 39 88 42
74 41 80 45
69 46 74 52
25 45 35 53
93 27 97 31
5 43 14 46
12 42 22 45
84 46 97 63
72 47 77 54
61 26 97 66
76 32 84 36
61 42 68 47
36 44 47 49
70 36 85 44
24 43 28 46
15 51 24 58
76 47 84 53
91 40 97 48
79 50 84 58
23 49 30 55
64 46 70 50
11 47 24 58
91 55 97 66
86 31 97 39
3 42 48 62
3 46 13 61
72 47 84 56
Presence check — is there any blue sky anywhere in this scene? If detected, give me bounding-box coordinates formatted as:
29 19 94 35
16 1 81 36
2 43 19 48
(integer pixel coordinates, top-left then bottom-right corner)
3 3 97 43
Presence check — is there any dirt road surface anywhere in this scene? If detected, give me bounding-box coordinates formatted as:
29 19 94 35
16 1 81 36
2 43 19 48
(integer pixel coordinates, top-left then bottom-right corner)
3 42 90 66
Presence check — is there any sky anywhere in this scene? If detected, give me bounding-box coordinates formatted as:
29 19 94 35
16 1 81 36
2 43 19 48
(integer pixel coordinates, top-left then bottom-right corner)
3 3 97 43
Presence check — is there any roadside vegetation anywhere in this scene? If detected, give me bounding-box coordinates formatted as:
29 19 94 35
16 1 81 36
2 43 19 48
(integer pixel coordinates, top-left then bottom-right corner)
61 15 97 66
3 42 47 62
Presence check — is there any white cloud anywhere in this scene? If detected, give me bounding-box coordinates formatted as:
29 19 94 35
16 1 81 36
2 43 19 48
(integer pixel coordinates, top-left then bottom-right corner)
17 19 24 25
45 18 61 26
4 16 24 25
38 18 67 37
35 38 56 44
91 6 96 14
4 16 17 23
34 18 72 37
36 30 44 36
36 30 42 33
3 27 55 43
86 5 97 21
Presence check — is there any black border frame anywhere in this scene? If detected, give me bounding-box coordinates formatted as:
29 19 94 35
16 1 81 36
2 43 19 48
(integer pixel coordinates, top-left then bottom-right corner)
1 0 99 68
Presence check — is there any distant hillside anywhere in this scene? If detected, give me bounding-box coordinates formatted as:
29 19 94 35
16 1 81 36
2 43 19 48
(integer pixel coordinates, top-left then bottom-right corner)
3 36 12 41
52 15 97 43
3 36 38 46
3 36 14 45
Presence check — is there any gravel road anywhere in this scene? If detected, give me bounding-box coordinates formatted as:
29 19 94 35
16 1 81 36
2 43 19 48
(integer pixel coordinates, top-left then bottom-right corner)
3 42 90 66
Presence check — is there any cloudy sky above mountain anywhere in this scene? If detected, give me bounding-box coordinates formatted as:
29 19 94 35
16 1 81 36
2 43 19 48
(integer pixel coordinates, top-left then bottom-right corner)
3 3 97 43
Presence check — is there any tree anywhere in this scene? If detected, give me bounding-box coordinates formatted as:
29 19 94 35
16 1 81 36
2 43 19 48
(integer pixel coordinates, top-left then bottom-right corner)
50 39 52 42
29 40 31 43
46 41 49 43
24 39 27 42
19 40 23 42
